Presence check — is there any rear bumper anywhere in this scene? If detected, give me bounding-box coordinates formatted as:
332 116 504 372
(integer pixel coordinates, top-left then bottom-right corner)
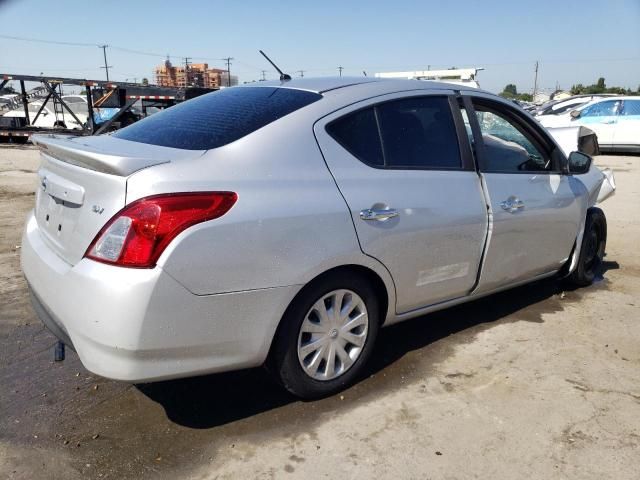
21 211 299 382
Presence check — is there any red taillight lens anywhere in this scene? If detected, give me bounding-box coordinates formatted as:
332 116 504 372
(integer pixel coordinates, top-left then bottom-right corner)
85 192 237 268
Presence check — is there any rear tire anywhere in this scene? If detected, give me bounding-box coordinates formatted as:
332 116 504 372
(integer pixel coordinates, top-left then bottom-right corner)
270 271 380 399
567 208 607 286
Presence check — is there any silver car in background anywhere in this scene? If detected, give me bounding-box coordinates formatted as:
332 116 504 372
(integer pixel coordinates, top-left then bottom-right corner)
22 78 614 399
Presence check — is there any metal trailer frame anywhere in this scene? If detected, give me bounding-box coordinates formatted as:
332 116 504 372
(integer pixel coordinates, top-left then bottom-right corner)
0 73 215 141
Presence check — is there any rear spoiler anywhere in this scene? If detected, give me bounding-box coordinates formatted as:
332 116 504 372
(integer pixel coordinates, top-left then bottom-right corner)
31 134 171 176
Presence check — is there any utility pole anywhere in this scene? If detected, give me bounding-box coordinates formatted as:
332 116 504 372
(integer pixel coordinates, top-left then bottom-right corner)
261 70 267 81
533 60 539 101
223 57 234 87
297 70 305 78
99 45 112 81
337 66 343 77
183 57 192 87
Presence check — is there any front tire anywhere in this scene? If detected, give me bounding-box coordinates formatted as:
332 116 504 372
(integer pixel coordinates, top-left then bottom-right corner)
270 272 380 399
567 207 607 286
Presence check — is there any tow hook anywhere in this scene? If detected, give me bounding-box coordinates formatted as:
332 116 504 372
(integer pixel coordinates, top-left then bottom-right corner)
54 341 66 362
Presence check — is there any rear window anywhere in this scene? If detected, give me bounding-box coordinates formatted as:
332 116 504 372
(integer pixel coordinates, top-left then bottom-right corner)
113 87 322 150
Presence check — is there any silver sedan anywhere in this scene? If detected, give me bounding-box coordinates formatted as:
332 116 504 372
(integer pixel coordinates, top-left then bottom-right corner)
22 78 614 399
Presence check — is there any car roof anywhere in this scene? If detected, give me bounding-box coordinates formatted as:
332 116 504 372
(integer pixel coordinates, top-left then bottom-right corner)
238 76 480 95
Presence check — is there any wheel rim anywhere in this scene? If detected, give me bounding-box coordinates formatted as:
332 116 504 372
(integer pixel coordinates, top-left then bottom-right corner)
297 289 369 381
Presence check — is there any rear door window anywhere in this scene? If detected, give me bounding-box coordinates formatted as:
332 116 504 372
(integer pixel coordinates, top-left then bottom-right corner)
327 96 462 170
326 107 384 166
113 87 322 150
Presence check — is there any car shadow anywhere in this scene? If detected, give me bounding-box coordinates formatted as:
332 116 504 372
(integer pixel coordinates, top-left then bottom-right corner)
138 261 619 429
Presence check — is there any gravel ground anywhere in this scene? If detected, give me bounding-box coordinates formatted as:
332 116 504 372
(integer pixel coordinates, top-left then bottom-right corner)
0 144 638 480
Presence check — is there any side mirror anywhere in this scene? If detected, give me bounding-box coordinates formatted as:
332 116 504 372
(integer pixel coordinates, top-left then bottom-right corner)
570 110 581 119
567 151 592 175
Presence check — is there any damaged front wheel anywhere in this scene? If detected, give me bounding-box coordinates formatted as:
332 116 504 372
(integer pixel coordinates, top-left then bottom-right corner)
567 207 607 286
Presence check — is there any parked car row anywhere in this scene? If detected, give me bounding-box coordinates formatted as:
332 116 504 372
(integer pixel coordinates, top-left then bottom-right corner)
533 94 616 117
537 96 640 153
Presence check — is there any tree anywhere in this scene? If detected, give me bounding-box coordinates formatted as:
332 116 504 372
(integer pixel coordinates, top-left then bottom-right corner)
503 84 518 96
141 77 149 86
571 84 585 95
499 83 533 102
596 77 606 89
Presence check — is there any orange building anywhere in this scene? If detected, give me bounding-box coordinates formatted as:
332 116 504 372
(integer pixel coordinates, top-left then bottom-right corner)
155 59 237 88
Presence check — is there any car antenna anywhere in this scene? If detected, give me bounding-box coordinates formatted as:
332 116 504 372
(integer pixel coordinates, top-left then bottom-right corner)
259 50 292 81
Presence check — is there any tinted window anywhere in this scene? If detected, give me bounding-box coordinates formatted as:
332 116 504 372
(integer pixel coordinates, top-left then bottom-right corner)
580 100 619 117
113 87 322 150
621 100 640 116
326 108 383 166
327 96 461 169
475 106 549 172
377 97 461 168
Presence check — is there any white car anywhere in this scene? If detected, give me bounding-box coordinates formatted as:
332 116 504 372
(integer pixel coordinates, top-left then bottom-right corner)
538 97 640 153
3 101 86 129
534 95 614 117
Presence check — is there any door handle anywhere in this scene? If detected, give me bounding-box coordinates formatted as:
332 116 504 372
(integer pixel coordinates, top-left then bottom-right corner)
601 119 616 124
500 197 525 213
359 208 399 221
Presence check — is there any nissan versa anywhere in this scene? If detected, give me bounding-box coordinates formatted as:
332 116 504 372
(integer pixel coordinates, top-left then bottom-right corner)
21 78 615 399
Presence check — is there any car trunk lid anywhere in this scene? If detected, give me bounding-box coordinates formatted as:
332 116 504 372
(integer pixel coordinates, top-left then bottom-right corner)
30 134 205 265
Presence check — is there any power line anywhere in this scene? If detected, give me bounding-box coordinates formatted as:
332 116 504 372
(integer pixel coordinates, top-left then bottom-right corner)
0 34 222 62
0 34 98 47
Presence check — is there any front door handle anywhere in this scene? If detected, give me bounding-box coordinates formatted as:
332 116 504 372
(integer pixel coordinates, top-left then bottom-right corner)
500 197 525 213
359 208 399 221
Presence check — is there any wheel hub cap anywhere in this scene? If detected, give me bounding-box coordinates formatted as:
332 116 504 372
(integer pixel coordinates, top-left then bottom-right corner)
297 289 369 381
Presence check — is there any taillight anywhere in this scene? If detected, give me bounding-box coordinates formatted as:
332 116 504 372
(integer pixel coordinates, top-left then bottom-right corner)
85 192 237 268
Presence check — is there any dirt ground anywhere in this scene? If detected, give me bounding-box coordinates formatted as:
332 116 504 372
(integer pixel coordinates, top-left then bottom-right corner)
0 144 638 480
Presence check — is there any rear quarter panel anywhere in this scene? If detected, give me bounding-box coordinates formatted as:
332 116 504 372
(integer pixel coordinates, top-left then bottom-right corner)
126 111 395 303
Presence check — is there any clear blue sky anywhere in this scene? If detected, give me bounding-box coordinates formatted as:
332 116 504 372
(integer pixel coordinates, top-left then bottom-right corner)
1 0 639 93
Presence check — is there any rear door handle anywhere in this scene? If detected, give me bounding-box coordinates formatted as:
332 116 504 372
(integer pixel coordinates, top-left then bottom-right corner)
500 197 525 213
359 208 399 221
